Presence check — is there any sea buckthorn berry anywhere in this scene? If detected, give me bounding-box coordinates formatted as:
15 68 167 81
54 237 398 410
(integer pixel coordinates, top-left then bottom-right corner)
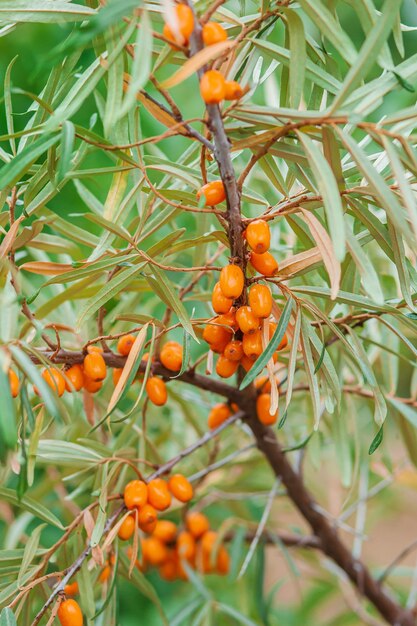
216 545 230 574
99 565 111 583
137 504 158 533
242 331 263 360
212 281 233 314
177 530 196 561
152 520 177 543
216 355 239 378
58 599 83 626
200 70 226 104
64 365 84 392
235 306 259 334
124 480 148 510
201 530 218 554
256 393 278 425
202 21 227 46
64 582 79 597
163 4 194 45
208 403 231 430
160 342 183 372
245 219 270 253
197 180 225 206
241 355 256 371
248 284 273 319
216 309 238 332
186 512 210 538
219 265 244 299
8 369 19 398
42 368 66 397
146 376 167 406
117 334 135 356
83 351 106 382
118 515 135 541
159 553 177 581
86 345 103 353
224 80 244 100
112 368 123 386
168 474 193 502
268 323 289 350
255 376 272 393
148 478 172 511
223 340 243 362
141 537 169 566
203 321 232 348
83 376 102 393
250 251 278 276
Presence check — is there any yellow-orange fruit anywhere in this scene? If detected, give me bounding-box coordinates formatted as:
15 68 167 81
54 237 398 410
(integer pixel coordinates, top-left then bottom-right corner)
245 219 270 253
86 345 103 354
152 520 177 543
197 180 225 206
235 306 259 334
64 365 84 392
98 565 111 583
168 474 193 503
248 284 273 319
83 351 106 382
202 21 227 46
256 393 278 425
211 281 233 314
255 376 272 393
159 553 178 581
163 4 194 45
145 377 167 406
124 480 148 510
219 265 244 299
200 70 226 104
216 545 230 574
83 376 102 393
141 537 169 566
118 514 135 541
201 530 218 554
8 369 19 398
202 322 232 349
160 342 183 372
216 355 239 378
147 478 172 511
208 403 231 429
223 340 243 362
177 530 196 561
242 331 263 360
138 504 158 533
57 599 83 626
250 251 278 276
112 368 123 386
63 582 79 597
224 80 244 100
186 512 210 538
240 355 256 371
268 323 288 351
117 334 135 356
216 309 238 332
42 368 66 397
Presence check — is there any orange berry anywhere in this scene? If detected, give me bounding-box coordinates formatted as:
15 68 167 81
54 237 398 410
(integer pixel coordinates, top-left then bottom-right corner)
219 265 244 299
63 582 79 597
242 331 263 360
207 403 231 430
117 334 135 356
138 504 158 533
216 309 238 332
168 474 193 502
202 21 227 46
241 355 256 371
177 530 196 561
201 530 218 554
200 70 226 104
186 512 210 538
248 284 273 319
98 565 111 583
163 4 194 45
268 323 288 350
216 545 230 574
250 251 278 276
256 393 278 425
118 514 136 541
224 80 244 100
64 365 84 392
159 553 178 581
255 376 272 393
147 478 172 511
145 376 167 406
152 520 177 543
197 180 225 206
223 340 243 362
58 599 83 626
141 537 169 566
245 219 270 253
42 368 66 397
202 321 232 349
112 368 123 386
83 351 106 382
235 306 259 334
83 376 102 393
8 369 19 398
211 281 233 314
124 480 148 510
160 342 182 372
86 345 103 354
216 355 239 378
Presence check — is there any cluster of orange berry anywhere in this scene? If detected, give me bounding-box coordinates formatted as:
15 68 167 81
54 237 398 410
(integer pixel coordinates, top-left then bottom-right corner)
162 5 243 104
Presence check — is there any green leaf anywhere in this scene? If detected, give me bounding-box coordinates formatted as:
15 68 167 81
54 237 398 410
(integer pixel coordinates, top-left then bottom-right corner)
0 608 17 626
240 297 293 389
0 1 95 22
9 346 59 418
119 552 168 624
0 133 59 189
17 523 45 586
300 317 321 428
218 603 259 626
369 426 384 455
283 9 306 109
0 487 63 528
0 365 17 455
56 121 75 183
